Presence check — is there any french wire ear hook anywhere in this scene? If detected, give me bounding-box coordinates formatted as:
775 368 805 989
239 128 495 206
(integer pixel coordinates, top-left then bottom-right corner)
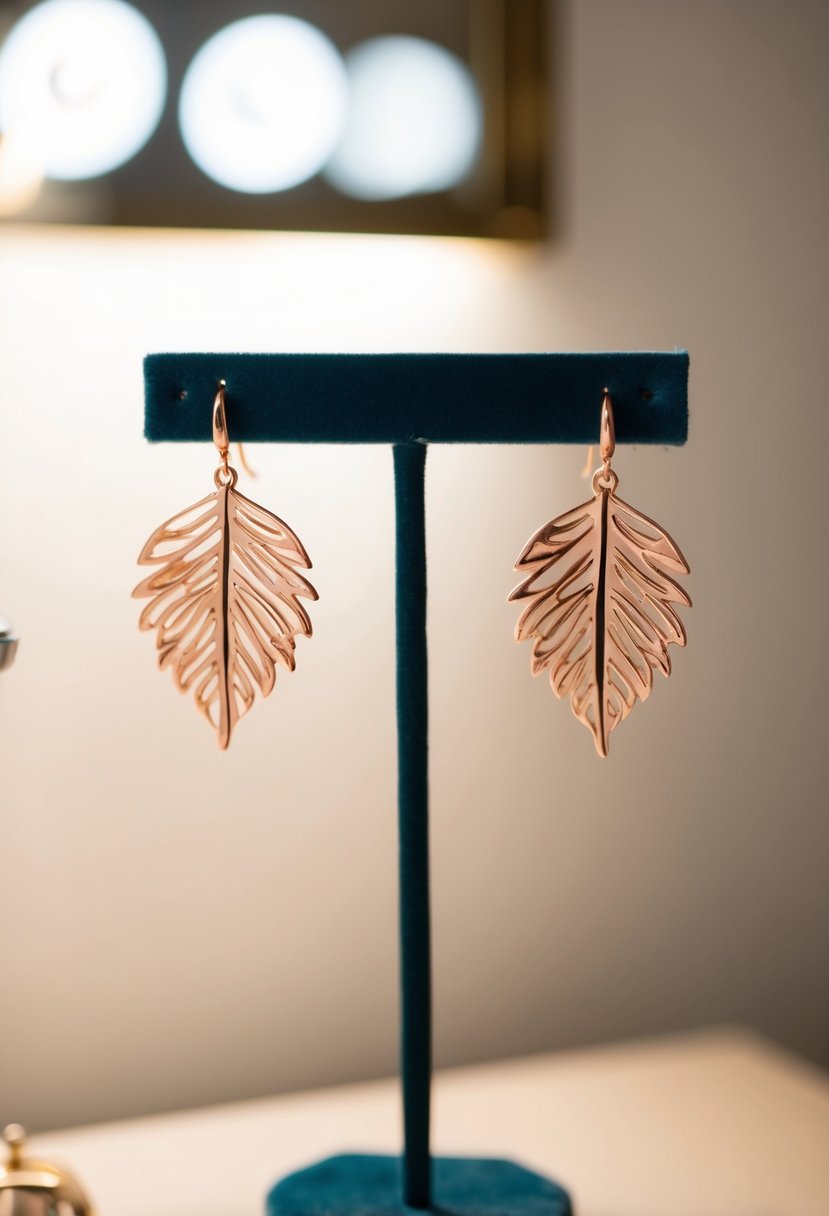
236 441 256 478
212 380 230 470
600 386 616 466
212 379 256 477
581 387 614 479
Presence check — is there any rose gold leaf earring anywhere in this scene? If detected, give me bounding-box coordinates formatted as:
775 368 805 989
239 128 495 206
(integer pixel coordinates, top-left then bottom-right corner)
133 383 318 749
510 389 690 757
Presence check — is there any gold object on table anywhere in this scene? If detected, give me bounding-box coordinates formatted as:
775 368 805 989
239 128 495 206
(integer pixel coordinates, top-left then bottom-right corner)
0 1125 96 1216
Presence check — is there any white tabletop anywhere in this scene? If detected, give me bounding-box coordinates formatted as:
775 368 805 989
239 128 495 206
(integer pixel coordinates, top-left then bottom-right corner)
28 1029 829 1216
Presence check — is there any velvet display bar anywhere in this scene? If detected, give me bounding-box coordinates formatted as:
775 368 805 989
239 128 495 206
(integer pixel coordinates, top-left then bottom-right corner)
144 351 688 445
143 351 689 1216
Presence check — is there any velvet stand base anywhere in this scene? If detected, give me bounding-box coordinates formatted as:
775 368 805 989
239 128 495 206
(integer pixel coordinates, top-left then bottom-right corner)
267 1154 572 1216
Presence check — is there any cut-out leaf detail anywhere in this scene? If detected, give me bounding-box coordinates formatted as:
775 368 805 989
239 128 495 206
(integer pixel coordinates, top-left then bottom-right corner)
134 484 316 748
511 488 690 756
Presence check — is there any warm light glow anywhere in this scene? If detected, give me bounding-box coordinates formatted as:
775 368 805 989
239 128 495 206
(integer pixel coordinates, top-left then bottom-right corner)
0 0 166 180
179 16 348 194
0 130 44 216
324 36 482 201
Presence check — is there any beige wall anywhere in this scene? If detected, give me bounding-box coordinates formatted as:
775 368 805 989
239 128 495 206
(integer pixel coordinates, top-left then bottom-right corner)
1 0 828 1132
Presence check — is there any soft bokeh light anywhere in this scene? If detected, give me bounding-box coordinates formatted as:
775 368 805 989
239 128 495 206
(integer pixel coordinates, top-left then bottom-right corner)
179 15 348 194
0 0 166 181
324 36 482 201
0 130 44 216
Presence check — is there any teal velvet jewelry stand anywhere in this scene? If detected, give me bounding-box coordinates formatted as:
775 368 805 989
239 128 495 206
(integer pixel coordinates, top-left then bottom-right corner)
143 352 689 1216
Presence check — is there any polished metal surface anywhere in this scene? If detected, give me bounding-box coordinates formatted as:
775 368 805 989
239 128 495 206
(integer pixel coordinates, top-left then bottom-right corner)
511 390 691 757
0 617 18 671
134 386 317 748
0 1126 95 1216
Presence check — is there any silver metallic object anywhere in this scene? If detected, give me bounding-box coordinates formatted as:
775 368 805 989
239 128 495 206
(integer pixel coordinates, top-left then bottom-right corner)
0 617 17 671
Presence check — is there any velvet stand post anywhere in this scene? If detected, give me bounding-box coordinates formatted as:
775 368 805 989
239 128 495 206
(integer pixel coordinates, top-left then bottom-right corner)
143 352 689 1216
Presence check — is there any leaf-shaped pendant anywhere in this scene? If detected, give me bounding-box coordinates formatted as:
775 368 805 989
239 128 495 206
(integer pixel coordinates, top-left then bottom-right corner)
510 392 690 756
134 387 317 748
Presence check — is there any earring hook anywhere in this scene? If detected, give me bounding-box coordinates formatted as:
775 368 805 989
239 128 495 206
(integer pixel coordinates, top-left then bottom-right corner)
600 387 615 467
212 380 230 466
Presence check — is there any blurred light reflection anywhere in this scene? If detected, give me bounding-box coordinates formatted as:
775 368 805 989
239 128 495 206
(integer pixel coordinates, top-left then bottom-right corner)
0 0 166 180
324 36 482 201
179 15 348 194
0 131 44 216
